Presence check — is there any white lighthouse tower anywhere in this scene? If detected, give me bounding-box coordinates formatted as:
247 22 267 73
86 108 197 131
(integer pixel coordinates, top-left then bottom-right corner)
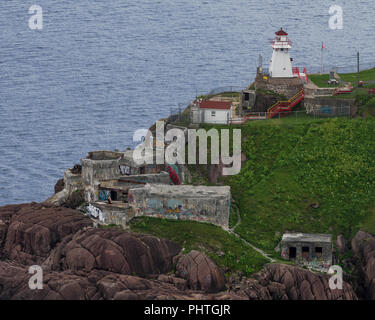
269 28 294 78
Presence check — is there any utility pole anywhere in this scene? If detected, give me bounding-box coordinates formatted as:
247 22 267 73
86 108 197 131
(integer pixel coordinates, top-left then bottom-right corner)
320 42 324 74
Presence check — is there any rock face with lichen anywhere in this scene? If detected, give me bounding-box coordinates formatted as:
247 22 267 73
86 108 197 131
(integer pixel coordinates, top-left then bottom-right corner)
351 231 375 299
0 203 360 300
175 250 226 293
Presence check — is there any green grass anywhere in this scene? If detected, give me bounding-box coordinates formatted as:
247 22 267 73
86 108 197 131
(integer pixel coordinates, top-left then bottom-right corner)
130 217 268 276
340 68 375 83
309 74 340 88
198 117 375 255
230 118 375 252
309 68 375 88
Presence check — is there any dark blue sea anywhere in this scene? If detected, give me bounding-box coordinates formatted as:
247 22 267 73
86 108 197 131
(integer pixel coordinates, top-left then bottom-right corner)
0 0 374 205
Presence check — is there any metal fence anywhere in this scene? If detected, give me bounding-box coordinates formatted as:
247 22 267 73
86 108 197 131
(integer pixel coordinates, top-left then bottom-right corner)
169 86 243 126
230 106 352 124
167 69 362 126
308 62 374 75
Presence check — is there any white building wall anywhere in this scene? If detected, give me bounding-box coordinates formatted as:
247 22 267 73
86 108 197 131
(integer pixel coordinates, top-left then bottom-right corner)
200 108 231 124
270 50 293 78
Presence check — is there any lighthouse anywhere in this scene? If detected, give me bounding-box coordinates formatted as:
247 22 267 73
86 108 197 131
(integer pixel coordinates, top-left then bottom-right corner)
269 28 294 78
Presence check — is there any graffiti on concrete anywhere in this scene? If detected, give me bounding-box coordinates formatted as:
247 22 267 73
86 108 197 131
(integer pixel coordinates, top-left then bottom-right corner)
85 190 95 202
321 106 333 114
281 247 289 260
145 198 199 219
119 165 131 175
99 190 110 201
86 203 104 222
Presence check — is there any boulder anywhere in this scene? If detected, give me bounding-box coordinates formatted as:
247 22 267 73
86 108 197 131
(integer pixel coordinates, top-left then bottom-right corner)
351 231 375 299
54 179 65 194
50 228 181 276
337 234 346 254
0 203 92 264
176 250 225 293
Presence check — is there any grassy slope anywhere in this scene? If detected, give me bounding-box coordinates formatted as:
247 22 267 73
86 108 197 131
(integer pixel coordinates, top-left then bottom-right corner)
340 68 375 83
131 74 375 275
130 217 268 276
309 74 340 88
131 117 375 273
310 68 375 88
229 118 375 252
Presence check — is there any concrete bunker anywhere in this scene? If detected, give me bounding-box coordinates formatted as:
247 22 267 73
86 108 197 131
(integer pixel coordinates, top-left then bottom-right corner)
281 233 332 271
129 184 231 229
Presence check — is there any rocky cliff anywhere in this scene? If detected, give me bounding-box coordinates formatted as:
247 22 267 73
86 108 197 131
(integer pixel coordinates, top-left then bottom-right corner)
0 203 359 300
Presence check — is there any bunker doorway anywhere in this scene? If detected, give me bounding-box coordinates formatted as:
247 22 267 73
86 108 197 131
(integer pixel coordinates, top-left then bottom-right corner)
110 191 118 201
289 247 297 259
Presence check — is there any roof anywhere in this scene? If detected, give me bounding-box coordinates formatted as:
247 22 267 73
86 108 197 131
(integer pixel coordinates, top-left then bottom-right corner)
275 28 288 36
281 233 332 243
199 100 232 110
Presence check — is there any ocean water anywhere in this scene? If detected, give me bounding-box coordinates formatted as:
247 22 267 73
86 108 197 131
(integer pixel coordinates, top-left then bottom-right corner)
0 0 374 205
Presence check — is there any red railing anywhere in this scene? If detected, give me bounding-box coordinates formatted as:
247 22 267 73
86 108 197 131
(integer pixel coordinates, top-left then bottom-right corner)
292 67 300 79
229 89 305 124
303 68 308 83
267 89 305 119
333 85 353 96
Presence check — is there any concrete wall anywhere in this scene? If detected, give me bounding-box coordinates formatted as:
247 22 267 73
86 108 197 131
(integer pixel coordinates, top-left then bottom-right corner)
119 172 170 184
64 169 83 195
255 75 303 98
304 97 354 116
190 105 200 124
81 157 122 202
281 241 332 271
81 158 121 185
88 150 124 160
87 202 135 228
304 87 336 97
240 90 256 113
129 184 230 229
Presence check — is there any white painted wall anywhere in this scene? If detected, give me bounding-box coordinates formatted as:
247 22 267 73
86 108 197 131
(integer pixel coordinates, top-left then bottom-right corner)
200 108 232 124
270 49 293 78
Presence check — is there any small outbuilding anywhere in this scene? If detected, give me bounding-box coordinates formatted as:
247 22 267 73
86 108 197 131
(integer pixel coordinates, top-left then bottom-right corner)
191 100 233 124
280 232 332 270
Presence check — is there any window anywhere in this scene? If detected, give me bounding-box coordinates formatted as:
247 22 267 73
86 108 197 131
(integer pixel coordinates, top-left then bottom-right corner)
315 247 323 258
211 111 216 117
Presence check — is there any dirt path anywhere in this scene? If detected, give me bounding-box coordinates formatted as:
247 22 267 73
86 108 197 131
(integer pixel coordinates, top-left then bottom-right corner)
229 202 275 263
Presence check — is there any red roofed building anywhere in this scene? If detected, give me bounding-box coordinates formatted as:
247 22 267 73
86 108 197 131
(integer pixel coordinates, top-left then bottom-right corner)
199 100 232 110
191 100 233 124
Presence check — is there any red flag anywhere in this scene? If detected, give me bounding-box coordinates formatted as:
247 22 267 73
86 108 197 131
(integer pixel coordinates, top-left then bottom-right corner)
322 43 326 50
